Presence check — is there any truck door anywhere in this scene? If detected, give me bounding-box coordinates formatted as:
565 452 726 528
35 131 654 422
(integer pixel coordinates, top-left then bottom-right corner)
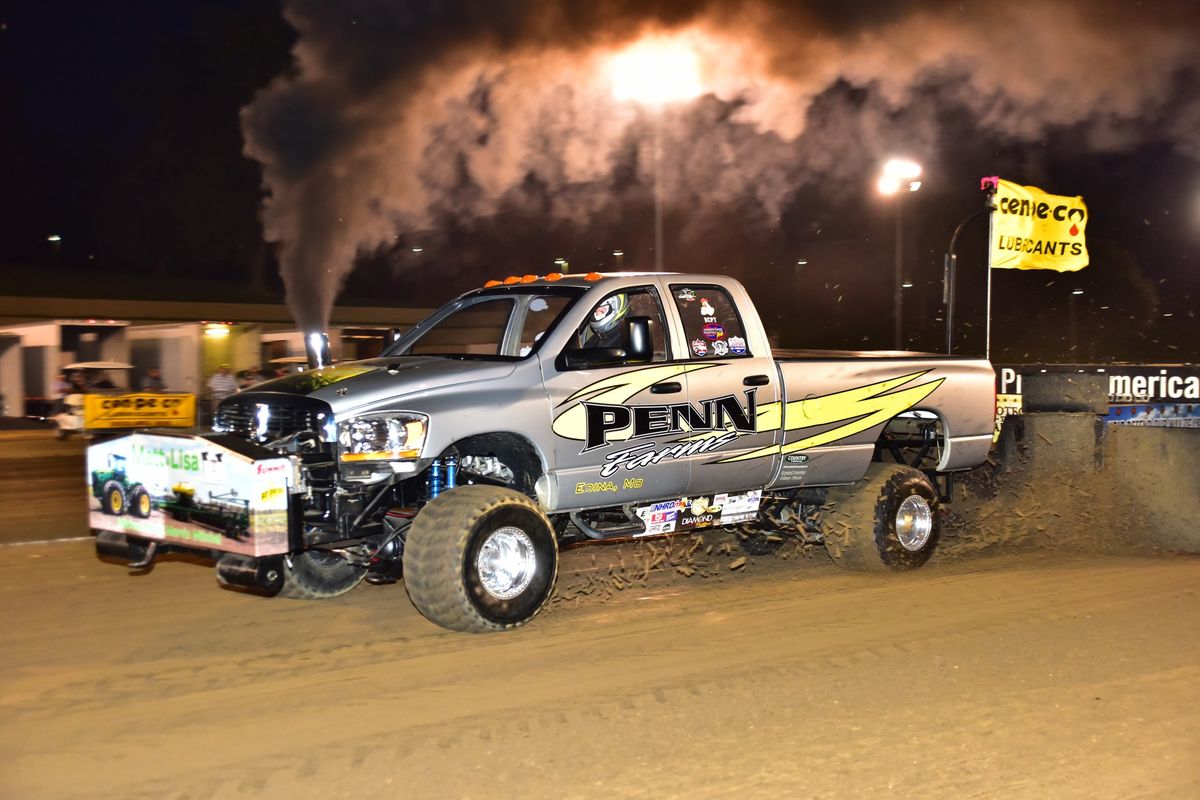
541 284 691 511
665 282 782 496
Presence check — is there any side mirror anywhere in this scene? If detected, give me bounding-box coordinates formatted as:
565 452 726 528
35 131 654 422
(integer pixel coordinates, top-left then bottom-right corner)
561 347 628 370
627 316 653 363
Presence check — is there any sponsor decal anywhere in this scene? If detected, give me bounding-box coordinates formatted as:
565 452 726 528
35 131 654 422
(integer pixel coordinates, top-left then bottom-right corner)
710 370 945 463
552 365 944 473
702 323 725 341
994 365 1200 436
573 477 645 494
87 433 291 557
552 362 718 444
262 365 374 396
990 179 1088 272
634 490 762 536
676 288 696 302
601 431 740 477
578 390 758 451
728 336 747 355
691 338 709 356
576 480 619 494
712 340 730 357
82 393 196 429
700 299 715 316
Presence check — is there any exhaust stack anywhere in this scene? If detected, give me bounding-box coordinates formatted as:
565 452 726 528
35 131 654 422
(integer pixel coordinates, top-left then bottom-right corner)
305 331 332 370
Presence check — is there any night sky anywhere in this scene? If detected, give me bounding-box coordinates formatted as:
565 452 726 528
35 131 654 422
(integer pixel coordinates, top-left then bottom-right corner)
3 0 1199 363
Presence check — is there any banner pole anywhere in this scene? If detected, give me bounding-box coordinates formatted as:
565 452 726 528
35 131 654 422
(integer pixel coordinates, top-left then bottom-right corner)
981 177 998 361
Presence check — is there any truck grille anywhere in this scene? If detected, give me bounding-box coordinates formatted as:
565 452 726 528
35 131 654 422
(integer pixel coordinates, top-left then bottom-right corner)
214 396 333 443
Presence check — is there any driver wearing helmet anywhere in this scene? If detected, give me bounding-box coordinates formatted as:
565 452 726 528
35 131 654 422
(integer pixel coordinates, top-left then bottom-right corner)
582 293 630 349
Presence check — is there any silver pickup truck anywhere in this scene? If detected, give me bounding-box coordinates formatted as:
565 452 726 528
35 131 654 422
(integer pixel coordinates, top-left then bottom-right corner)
88 273 994 632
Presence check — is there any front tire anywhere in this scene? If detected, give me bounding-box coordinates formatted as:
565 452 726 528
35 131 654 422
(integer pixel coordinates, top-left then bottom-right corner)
404 485 558 632
277 550 367 599
821 463 940 571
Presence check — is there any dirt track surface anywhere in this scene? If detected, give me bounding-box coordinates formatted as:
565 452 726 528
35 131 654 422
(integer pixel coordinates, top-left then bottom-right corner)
2 539 1198 799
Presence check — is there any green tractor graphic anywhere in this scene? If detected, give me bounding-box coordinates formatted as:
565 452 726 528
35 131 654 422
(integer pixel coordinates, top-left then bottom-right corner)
90 454 153 518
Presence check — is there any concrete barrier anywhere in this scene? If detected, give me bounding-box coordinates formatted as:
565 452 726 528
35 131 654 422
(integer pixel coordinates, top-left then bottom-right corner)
1105 426 1200 553
0 430 88 544
1021 372 1110 414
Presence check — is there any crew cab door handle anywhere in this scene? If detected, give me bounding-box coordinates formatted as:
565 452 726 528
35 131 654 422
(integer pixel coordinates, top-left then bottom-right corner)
743 374 770 387
650 381 682 394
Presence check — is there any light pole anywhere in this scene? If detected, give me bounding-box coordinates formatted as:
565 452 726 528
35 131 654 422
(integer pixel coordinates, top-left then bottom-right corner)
610 39 703 271
612 250 625 270
47 234 63 266
877 159 922 350
1069 288 1084 358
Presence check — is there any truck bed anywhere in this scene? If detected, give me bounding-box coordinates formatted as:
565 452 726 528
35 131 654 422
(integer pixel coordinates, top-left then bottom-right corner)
773 349 978 361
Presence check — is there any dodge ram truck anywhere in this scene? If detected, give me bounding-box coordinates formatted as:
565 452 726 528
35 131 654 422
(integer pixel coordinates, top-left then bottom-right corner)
88 272 995 632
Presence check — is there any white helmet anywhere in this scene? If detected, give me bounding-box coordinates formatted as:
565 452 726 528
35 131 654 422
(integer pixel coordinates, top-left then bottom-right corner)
589 294 629 335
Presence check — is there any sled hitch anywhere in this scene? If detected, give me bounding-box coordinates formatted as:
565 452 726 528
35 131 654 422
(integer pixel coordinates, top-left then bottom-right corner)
95 531 169 571
215 553 285 596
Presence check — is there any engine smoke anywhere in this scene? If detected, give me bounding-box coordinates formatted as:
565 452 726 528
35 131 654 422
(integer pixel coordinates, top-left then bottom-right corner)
241 0 1200 332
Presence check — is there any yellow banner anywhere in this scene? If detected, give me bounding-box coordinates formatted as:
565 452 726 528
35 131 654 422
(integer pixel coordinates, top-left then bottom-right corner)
990 179 1088 272
83 393 197 429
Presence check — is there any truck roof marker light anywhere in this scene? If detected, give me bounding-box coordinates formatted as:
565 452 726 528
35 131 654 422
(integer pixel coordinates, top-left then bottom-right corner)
521 274 538 283
585 272 603 281
483 280 502 288
503 275 522 285
545 272 563 282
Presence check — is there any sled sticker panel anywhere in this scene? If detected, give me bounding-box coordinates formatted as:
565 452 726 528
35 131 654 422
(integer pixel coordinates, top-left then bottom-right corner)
87 433 291 557
633 490 762 536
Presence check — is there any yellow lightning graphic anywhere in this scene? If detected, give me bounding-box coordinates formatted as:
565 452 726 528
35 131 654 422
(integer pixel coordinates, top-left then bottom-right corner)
551 362 719 442
716 370 945 462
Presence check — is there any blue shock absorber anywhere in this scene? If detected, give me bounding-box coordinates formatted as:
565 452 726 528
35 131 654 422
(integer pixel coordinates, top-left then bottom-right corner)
428 458 443 499
444 454 458 490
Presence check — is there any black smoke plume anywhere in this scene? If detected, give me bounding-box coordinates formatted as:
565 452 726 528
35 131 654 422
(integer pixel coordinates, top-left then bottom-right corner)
241 0 1200 332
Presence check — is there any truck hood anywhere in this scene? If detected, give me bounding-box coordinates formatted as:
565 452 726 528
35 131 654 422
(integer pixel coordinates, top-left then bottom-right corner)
246 357 518 415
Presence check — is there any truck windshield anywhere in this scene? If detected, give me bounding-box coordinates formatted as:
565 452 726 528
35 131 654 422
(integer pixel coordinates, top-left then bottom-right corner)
384 286 584 360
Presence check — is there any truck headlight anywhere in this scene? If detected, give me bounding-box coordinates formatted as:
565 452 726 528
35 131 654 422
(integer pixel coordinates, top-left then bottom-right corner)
337 413 428 462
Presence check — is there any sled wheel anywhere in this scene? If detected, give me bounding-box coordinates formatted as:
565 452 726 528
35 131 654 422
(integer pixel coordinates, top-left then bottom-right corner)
129 485 152 518
277 550 367 599
821 463 940 572
404 485 558 632
101 481 126 516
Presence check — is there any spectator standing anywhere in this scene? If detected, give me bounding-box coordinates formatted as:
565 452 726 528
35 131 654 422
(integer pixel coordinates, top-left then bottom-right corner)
207 364 238 414
141 367 167 392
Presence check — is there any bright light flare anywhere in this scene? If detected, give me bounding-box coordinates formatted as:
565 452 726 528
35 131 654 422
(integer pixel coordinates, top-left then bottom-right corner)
610 38 703 105
877 158 923 195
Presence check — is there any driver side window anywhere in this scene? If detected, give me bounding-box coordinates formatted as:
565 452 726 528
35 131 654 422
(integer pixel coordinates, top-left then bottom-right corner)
565 286 669 365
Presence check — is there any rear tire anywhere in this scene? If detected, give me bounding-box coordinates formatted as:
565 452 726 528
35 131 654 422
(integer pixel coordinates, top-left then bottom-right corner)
277 550 367 599
129 485 152 518
100 481 126 516
404 485 558 632
821 464 940 571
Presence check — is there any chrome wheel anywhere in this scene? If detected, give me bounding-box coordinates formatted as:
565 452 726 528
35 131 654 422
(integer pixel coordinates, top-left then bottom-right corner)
895 494 933 551
476 526 537 600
